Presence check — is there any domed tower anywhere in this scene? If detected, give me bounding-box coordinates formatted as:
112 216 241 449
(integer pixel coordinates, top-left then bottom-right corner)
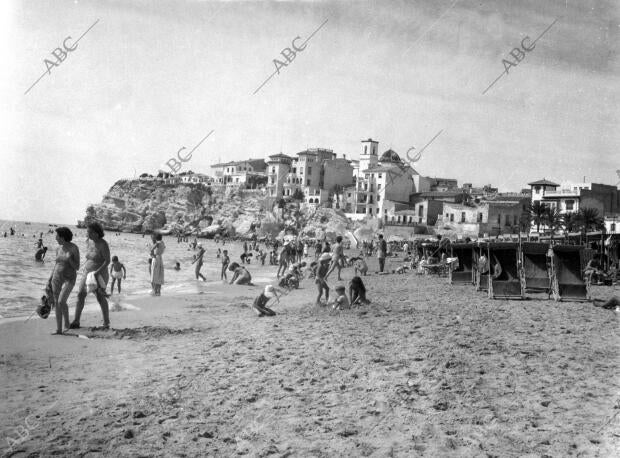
359 138 378 174
379 149 402 164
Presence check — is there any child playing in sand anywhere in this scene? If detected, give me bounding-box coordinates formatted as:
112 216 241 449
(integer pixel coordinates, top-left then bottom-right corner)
349 276 370 306
333 285 350 310
229 262 252 285
221 250 230 280
109 256 126 294
315 253 331 306
252 285 279 317
351 256 368 276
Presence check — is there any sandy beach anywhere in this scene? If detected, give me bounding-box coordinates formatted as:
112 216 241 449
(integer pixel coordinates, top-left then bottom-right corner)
1 256 619 457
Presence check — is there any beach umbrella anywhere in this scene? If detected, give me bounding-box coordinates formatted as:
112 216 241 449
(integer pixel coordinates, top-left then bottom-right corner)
353 227 374 242
345 231 359 248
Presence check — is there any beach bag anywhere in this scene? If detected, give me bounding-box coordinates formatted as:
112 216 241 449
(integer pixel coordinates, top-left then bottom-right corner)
86 272 105 293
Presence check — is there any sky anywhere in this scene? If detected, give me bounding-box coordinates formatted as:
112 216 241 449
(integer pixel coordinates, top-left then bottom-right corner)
1 0 618 224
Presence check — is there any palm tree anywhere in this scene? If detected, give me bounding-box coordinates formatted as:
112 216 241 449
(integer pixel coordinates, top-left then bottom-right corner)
544 207 563 235
519 212 532 233
578 207 603 232
561 212 581 235
528 201 546 233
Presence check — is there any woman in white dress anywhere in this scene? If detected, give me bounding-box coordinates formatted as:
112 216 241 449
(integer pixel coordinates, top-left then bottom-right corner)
150 233 165 296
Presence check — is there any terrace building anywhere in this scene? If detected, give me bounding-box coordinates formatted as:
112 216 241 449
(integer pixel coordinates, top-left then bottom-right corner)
528 178 620 215
211 159 267 187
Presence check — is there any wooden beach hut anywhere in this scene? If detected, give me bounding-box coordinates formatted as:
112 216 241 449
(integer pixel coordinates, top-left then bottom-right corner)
550 245 591 301
521 242 552 295
487 242 524 299
449 243 474 284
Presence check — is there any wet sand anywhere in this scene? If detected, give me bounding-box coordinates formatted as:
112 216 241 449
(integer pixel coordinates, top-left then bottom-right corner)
1 256 618 457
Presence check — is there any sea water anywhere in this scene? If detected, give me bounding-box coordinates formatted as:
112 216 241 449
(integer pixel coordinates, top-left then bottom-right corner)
0 220 244 320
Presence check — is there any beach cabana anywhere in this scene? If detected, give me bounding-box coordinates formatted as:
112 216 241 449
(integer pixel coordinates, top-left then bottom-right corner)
449 243 474 284
550 245 591 302
521 242 552 295
487 242 524 299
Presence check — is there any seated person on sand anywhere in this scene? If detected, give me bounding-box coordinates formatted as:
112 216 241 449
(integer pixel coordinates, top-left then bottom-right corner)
349 276 370 306
252 285 279 317
593 295 620 310
228 262 252 285
332 285 350 310
584 255 604 284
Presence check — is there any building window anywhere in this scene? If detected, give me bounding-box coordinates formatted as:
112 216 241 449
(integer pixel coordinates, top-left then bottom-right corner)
461 212 466 222
376 208 379 214
514 214 518 225
378 173 382 178
377 195 380 201
477 213 483 222
364 145 368 154
384 209 387 214
565 200 574 211
611 223 616 232
292 168 296 173
445 213 449 218
497 214 501 224
505 215 510 226
347 193 351 198
271 167 275 173
377 184 381 190
307 179 311 186
308 167 312 174
450 214 454 222
418 205 424 216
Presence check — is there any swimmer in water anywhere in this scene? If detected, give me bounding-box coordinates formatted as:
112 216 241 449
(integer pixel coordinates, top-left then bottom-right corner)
109 255 127 294
35 246 48 262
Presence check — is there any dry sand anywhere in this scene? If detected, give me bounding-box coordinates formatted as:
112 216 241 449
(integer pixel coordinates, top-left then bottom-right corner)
1 255 619 457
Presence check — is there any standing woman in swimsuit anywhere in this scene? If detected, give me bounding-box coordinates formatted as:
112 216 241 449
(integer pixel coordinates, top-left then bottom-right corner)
49 227 80 334
70 223 111 329
150 233 165 295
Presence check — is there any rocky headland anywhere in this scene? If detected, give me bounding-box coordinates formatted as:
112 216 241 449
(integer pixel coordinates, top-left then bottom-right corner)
82 179 355 238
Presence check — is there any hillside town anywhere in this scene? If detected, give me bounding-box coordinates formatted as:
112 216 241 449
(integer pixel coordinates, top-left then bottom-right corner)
135 138 619 239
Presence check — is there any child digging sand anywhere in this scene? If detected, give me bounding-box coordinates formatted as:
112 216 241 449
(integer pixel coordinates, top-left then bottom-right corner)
109 256 126 294
315 253 331 306
252 285 280 317
349 276 370 306
333 284 350 310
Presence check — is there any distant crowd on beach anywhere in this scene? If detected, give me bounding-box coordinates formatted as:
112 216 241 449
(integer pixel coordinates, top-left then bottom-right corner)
22 218 619 335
